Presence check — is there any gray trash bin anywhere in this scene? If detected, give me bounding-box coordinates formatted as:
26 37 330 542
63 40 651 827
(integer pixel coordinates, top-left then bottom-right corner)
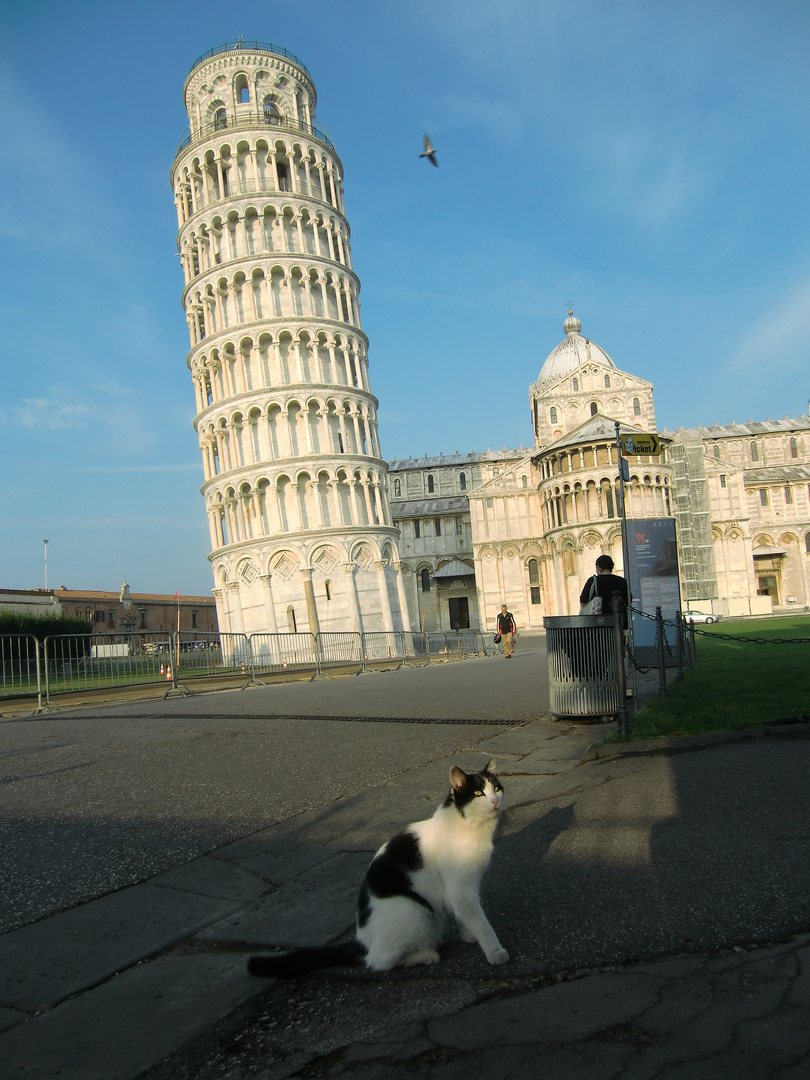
544 615 620 719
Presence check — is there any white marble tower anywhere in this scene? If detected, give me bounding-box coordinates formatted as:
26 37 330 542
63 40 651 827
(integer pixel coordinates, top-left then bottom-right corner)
171 41 409 636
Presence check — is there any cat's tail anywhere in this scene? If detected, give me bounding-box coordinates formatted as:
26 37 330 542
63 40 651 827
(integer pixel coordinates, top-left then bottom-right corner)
247 942 366 978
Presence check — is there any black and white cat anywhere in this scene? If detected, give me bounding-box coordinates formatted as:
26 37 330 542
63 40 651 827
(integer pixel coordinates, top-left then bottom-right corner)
247 763 508 977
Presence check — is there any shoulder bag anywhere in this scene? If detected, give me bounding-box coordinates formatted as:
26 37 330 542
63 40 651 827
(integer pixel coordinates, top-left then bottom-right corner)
579 576 603 615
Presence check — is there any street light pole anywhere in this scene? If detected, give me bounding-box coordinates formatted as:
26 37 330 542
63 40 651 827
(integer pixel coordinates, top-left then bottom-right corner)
43 539 49 591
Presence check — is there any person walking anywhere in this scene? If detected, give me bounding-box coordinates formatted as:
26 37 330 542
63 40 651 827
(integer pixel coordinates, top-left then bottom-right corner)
496 604 517 658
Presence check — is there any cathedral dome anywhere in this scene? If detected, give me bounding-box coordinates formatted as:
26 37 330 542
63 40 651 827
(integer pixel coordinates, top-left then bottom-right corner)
538 311 615 385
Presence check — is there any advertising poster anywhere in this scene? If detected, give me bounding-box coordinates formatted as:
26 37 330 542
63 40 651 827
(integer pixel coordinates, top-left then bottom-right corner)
626 518 680 663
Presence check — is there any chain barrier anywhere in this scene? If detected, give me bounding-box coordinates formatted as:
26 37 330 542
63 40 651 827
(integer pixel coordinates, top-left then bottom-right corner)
625 625 659 675
628 606 810 646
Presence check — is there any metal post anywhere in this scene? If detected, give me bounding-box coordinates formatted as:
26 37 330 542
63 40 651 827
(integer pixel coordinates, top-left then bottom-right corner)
688 619 696 666
614 423 632 587
164 631 194 698
613 590 630 737
675 611 684 680
656 606 667 698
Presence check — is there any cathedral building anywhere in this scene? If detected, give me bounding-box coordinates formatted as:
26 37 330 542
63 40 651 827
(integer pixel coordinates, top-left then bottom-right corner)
389 312 810 631
171 42 410 637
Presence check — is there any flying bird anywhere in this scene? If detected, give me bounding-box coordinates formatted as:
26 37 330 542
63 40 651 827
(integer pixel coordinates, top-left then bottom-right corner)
420 134 438 167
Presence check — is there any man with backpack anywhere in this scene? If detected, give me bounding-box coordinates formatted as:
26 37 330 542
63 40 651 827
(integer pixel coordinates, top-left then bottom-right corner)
496 604 517 658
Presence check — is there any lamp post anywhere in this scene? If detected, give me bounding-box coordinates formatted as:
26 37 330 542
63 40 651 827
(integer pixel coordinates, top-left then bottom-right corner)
43 540 49 591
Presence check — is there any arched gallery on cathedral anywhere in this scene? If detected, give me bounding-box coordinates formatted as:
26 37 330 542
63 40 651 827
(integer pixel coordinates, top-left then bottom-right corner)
172 42 810 637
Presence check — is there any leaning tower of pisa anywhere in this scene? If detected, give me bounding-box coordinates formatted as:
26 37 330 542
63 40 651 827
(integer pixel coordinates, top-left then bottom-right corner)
170 41 410 637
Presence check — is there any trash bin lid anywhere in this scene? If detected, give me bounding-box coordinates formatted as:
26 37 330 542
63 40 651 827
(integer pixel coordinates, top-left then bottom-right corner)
543 615 615 629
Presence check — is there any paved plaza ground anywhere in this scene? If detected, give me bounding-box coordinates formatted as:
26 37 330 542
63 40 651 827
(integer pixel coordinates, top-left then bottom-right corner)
1 634 808 1079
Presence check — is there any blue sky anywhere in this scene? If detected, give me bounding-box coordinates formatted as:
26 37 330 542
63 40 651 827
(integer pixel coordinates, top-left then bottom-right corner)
1 0 808 595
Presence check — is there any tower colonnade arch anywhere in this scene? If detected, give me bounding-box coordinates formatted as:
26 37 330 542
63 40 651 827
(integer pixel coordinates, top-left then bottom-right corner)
173 126 346 228
183 266 361 346
177 200 354 280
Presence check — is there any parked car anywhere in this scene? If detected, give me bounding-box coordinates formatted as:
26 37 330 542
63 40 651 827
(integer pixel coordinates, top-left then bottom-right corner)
682 609 721 624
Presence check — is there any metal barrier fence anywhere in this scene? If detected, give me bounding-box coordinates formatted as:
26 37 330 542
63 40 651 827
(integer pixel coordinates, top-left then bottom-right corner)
168 632 248 680
318 631 363 669
250 632 318 676
42 633 175 701
0 627 495 708
1 634 41 702
362 631 404 662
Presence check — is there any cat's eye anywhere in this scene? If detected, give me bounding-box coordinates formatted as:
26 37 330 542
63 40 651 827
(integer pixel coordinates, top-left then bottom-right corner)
473 790 484 797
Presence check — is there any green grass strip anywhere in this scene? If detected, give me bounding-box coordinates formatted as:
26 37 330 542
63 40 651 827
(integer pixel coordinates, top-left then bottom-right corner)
629 615 810 738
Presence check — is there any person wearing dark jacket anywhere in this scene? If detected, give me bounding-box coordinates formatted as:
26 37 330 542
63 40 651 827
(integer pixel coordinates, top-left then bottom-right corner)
496 605 517 658
580 555 629 628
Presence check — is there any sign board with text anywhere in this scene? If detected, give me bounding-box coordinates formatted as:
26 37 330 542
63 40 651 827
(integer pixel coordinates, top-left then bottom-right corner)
626 517 680 665
621 432 661 456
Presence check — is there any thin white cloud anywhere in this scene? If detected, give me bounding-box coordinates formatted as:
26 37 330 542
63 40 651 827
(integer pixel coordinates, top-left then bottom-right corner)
724 277 810 376
0 382 179 439
16 463 200 474
8 398 97 431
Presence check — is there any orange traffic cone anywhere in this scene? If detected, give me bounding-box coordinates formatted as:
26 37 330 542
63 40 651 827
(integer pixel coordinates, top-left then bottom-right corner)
282 657 287 670
160 663 164 675
166 664 172 681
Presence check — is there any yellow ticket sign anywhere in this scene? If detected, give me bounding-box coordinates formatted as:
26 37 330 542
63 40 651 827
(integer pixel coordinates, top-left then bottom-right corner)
621 432 661 456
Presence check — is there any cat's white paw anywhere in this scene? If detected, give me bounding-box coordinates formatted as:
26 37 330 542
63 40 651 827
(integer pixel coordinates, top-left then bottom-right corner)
403 948 441 967
486 947 509 966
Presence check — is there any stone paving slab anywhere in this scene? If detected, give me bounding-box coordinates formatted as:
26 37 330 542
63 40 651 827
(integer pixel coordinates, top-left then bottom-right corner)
0 954 257 1080
210 832 334 885
0 1007 28 1035
196 850 370 947
151 855 273 903
0 884 241 1013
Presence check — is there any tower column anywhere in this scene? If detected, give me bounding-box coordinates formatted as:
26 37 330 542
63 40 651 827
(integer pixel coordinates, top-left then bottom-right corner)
225 581 245 635
394 565 412 634
375 560 394 633
343 562 361 633
300 568 320 635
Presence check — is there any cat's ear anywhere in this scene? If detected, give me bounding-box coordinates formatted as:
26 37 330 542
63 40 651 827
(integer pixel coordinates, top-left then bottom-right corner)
484 758 498 775
449 766 468 791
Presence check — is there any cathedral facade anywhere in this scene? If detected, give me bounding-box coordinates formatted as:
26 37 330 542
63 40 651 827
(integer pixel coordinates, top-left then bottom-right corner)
171 42 410 637
388 312 810 631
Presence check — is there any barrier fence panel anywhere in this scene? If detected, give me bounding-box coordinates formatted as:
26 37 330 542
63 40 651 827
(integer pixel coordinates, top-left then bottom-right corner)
361 631 404 661
402 632 428 657
213 633 250 672
317 632 363 669
173 632 249 680
249 632 317 675
0 635 42 701
450 630 481 655
43 633 174 700
426 632 453 656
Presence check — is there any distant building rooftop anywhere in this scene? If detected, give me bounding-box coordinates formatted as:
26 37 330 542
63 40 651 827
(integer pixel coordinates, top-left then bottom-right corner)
388 448 528 471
